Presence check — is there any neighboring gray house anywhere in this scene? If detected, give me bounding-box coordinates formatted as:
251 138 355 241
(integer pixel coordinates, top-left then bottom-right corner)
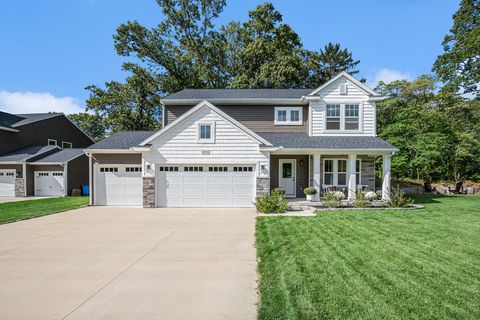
85 72 397 207
0 112 94 197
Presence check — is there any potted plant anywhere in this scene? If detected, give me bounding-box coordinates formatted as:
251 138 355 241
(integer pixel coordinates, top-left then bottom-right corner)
303 187 317 201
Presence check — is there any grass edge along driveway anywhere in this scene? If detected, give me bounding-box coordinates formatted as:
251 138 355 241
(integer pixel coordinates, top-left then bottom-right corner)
256 195 480 320
0 197 88 224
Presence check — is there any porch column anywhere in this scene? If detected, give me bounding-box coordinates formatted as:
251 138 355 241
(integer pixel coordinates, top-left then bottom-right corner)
382 154 392 200
313 153 321 200
347 154 357 201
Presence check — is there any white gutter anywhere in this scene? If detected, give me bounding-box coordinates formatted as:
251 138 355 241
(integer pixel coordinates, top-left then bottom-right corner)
368 96 387 102
82 149 142 154
0 126 19 132
130 146 151 152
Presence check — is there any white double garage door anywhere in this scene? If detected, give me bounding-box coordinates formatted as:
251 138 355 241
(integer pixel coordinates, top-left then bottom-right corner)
0 170 64 197
95 164 256 207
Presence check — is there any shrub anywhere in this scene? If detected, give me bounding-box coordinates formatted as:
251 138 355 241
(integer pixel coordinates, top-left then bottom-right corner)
365 191 377 201
353 192 370 208
272 187 286 196
255 190 289 213
303 187 317 196
333 191 345 200
322 192 341 208
388 190 413 208
375 190 383 198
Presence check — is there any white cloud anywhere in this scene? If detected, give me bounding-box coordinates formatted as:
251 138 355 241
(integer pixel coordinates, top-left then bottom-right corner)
368 68 414 87
0 91 85 115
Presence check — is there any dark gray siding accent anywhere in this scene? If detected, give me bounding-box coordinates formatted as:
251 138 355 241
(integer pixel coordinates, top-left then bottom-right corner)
165 105 309 133
270 155 310 198
0 115 94 155
92 154 142 165
67 155 89 195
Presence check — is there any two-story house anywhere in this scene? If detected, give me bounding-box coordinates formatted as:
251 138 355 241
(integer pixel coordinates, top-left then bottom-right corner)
0 112 94 197
85 72 397 207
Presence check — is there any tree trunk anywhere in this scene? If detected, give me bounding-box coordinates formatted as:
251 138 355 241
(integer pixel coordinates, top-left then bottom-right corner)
455 181 463 193
423 180 432 193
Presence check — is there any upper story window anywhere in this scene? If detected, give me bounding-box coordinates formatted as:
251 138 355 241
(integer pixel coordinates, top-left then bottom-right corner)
345 104 359 130
326 105 341 130
48 139 57 146
62 141 72 149
197 122 215 143
325 103 361 131
274 107 302 125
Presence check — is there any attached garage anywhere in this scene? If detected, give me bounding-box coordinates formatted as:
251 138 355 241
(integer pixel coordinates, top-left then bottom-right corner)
95 165 142 206
157 164 256 208
34 171 64 197
0 170 15 197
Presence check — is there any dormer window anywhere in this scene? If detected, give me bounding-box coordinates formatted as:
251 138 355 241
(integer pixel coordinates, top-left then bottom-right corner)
274 107 302 125
197 122 215 143
325 103 361 131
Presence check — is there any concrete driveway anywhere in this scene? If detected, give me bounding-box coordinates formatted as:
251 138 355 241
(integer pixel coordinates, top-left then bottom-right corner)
0 207 257 320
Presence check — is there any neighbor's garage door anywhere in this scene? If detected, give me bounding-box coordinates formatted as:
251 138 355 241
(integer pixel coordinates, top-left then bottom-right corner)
95 165 142 206
35 171 64 197
0 170 15 197
157 165 255 207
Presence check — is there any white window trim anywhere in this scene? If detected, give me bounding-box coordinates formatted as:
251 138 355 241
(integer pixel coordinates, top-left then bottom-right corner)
274 106 303 125
48 139 57 146
323 158 361 187
197 122 215 143
62 141 72 149
323 102 363 133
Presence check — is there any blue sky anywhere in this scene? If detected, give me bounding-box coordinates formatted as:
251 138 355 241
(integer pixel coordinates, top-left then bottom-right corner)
0 0 459 114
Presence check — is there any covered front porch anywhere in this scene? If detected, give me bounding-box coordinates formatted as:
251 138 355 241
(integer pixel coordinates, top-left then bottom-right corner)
268 152 392 201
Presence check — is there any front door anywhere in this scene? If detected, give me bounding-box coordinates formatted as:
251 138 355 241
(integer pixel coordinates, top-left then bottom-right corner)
279 159 296 197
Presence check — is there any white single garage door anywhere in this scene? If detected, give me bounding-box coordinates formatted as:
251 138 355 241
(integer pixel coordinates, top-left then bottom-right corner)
0 170 15 197
35 171 65 197
95 165 142 206
157 165 256 208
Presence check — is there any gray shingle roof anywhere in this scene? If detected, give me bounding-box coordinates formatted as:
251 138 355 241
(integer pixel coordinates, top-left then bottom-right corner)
163 88 314 101
0 111 63 129
259 133 397 150
12 113 62 127
86 131 155 150
31 148 85 163
0 145 60 162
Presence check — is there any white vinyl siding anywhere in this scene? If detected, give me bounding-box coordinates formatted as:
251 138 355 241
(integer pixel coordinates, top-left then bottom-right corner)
143 107 268 168
310 77 376 136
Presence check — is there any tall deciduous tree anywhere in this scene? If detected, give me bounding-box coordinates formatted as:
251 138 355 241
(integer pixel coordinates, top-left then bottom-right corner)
433 0 480 97
85 63 162 133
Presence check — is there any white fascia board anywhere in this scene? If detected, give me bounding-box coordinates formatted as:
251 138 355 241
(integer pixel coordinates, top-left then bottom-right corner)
82 149 141 154
140 100 272 147
130 146 151 152
0 161 23 164
269 148 398 155
28 162 64 166
308 71 379 96
161 98 306 105
368 96 387 102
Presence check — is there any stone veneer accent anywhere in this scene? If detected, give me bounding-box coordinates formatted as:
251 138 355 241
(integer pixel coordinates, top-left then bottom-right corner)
143 177 156 208
14 178 25 197
256 177 270 197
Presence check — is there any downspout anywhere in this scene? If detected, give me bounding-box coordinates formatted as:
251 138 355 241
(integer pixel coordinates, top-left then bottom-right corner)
86 152 93 206
22 162 26 197
63 163 68 197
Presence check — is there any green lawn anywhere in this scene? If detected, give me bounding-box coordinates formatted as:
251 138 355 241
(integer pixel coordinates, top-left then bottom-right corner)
256 195 480 320
0 197 89 224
